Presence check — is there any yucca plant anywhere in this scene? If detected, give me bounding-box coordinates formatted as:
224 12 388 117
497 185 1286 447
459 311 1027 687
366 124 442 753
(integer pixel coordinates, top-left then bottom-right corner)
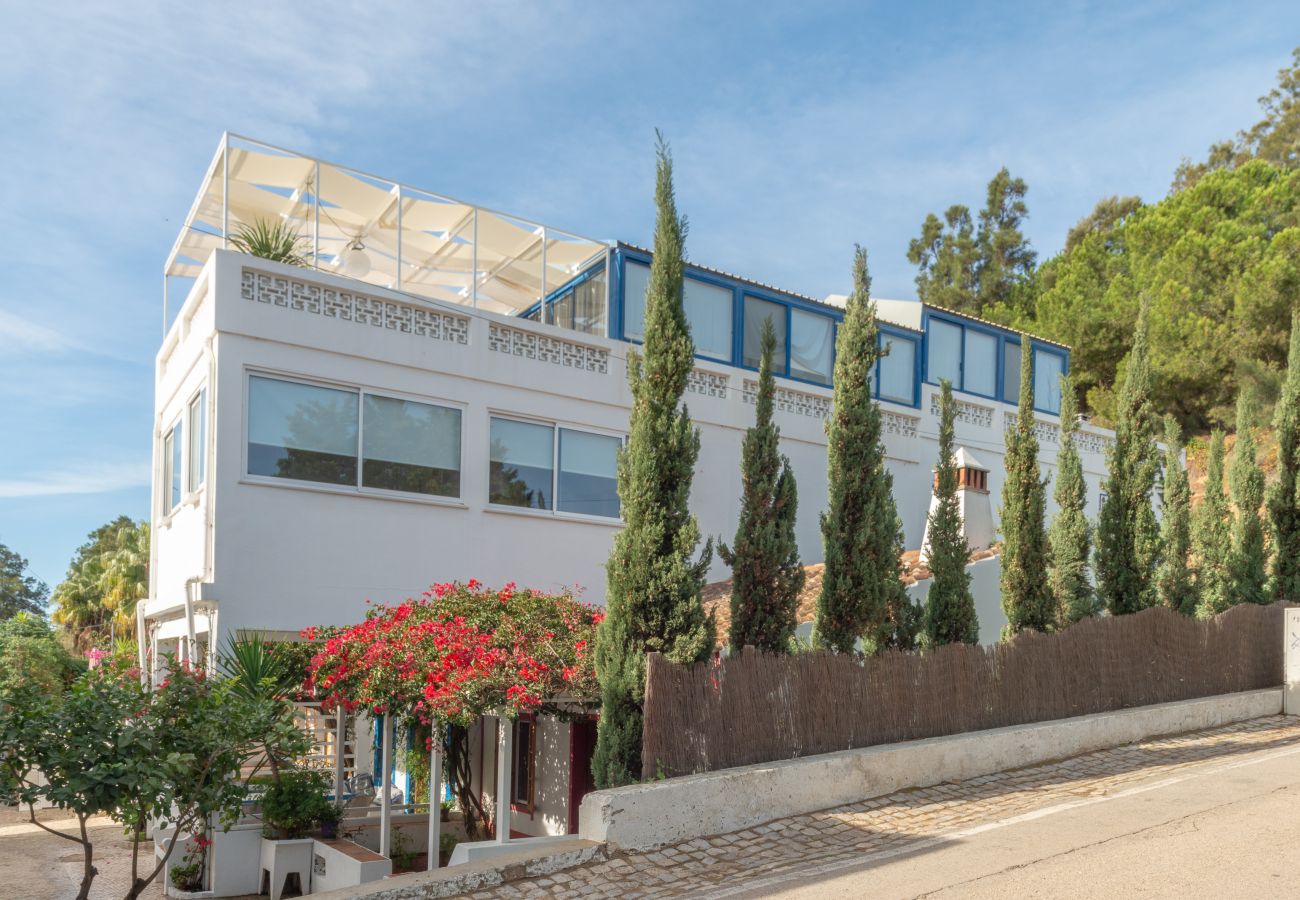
228 218 309 266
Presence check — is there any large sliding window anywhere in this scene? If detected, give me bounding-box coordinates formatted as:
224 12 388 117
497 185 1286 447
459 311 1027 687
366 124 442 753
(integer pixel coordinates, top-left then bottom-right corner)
489 416 621 519
623 260 734 362
246 374 461 498
926 314 1039 405
1033 347 1067 415
363 395 462 496
877 332 918 406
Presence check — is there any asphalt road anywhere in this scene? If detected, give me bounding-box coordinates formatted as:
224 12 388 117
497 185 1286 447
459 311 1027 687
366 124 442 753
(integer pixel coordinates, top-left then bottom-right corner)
754 739 1300 899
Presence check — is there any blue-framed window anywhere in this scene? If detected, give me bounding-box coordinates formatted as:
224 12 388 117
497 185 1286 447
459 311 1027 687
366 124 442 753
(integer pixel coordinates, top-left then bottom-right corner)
876 328 920 407
521 261 608 337
922 310 1068 414
623 258 734 362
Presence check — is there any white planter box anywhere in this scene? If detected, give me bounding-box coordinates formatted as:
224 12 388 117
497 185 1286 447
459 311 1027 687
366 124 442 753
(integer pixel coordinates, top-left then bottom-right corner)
260 837 315 900
309 838 391 893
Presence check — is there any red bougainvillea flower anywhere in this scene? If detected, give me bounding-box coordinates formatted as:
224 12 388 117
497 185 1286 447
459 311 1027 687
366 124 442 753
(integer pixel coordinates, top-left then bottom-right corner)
304 581 601 726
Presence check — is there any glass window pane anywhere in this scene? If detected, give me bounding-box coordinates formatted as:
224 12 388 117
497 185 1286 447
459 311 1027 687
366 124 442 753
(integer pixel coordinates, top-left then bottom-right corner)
170 423 182 509
1002 342 1021 404
878 335 916 405
558 429 621 518
743 297 787 370
573 267 607 336
963 330 997 396
1034 348 1065 414
684 277 733 362
927 319 962 386
550 289 574 329
362 395 461 497
791 309 834 384
622 260 650 341
489 418 553 510
248 376 358 486
187 390 206 492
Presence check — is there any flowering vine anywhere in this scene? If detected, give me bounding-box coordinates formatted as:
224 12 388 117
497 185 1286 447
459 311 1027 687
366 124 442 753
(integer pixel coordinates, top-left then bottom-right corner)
304 581 602 725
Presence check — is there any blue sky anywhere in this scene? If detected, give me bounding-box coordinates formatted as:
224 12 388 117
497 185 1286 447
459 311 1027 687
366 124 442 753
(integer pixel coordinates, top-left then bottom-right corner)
0 1 1295 598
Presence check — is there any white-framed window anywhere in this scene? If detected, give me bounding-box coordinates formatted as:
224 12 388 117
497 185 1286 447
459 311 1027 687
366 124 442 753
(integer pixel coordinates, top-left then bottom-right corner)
245 372 462 499
488 415 621 519
162 420 182 513
186 388 207 493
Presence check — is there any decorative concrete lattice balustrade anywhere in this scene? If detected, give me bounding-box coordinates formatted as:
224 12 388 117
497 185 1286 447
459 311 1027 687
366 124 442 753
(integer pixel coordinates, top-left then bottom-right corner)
240 269 470 345
686 368 730 399
1075 429 1117 456
929 393 995 429
742 380 832 420
486 323 610 374
1003 412 1061 445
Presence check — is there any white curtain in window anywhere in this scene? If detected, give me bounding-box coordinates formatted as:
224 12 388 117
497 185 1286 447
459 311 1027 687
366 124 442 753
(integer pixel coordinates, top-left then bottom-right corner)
927 319 962 385
559 429 619 478
791 309 833 383
622 261 650 340
1033 349 1065 414
878 336 916 404
963 330 997 397
490 418 554 469
1002 342 1021 404
684 277 733 361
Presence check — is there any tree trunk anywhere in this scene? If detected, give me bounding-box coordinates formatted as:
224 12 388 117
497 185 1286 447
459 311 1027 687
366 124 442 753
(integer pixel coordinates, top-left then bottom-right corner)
76 815 96 900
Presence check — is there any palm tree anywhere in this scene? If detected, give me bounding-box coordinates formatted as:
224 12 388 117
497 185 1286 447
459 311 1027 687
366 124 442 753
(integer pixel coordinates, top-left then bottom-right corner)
229 219 309 266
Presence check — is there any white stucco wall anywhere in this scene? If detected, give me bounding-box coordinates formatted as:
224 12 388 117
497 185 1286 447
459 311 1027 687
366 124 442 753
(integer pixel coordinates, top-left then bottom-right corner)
145 251 1114 647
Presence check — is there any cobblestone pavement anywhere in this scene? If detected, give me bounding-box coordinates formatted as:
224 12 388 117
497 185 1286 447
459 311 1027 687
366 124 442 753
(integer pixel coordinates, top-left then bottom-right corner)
462 715 1300 899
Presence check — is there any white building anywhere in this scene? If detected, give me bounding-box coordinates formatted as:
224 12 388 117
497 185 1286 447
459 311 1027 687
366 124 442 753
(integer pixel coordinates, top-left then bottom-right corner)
141 134 1116 840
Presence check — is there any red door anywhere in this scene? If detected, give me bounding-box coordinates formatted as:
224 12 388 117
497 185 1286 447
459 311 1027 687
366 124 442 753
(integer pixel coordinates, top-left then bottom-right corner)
567 719 598 834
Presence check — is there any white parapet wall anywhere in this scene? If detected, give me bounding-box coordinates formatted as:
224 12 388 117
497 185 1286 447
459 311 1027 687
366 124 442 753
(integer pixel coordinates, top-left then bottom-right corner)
1287 608 1300 715
579 688 1283 851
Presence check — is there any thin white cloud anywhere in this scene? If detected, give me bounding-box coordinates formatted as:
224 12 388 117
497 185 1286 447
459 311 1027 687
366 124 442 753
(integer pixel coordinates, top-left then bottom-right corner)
0 461 151 499
0 309 83 354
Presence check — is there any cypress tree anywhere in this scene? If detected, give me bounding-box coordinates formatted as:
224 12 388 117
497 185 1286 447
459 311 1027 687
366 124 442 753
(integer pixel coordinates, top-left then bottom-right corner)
814 246 908 654
1155 416 1196 615
1193 431 1233 617
719 319 804 653
1095 297 1160 615
1228 395 1268 605
1000 334 1053 634
923 380 979 646
1270 309 1300 603
593 135 713 788
1049 374 1095 627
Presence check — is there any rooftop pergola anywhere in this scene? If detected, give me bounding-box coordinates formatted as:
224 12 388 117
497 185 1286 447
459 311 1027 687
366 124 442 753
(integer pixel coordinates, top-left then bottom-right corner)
164 133 609 327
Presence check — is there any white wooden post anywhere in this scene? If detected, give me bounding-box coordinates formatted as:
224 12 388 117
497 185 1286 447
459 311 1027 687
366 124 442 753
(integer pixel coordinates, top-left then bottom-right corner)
1286 608 1300 716
426 722 443 870
379 715 394 857
495 715 512 845
333 713 346 801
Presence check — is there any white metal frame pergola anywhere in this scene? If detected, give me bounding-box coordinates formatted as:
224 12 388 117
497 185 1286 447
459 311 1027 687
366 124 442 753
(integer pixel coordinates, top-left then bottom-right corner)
370 711 515 870
162 132 610 336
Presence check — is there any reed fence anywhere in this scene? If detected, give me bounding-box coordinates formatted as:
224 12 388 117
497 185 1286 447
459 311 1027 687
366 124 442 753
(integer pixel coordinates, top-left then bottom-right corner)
641 603 1288 779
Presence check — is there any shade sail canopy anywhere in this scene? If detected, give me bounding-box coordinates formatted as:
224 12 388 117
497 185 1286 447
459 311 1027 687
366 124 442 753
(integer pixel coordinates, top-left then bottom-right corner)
166 134 609 315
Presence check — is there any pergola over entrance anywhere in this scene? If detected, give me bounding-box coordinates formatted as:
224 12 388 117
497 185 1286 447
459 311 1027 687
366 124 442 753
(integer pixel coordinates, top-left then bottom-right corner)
163 133 609 328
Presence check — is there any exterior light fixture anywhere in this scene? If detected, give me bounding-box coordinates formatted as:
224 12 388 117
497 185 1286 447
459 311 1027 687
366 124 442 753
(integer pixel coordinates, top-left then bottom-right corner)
337 238 371 278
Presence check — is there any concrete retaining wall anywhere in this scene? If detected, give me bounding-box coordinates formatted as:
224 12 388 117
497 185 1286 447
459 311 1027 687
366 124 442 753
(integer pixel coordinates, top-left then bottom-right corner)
580 688 1284 851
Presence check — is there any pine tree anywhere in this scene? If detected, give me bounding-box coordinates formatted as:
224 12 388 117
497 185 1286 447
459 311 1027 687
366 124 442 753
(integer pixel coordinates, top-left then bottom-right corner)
814 246 908 654
1193 431 1233 617
1270 309 1300 603
719 319 804 653
1228 394 1268 605
593 135 713 788
1095 297 1160 615
923 380 979 646
1155 416 1196 615
1000 333 1053 634
1049 374 1095 626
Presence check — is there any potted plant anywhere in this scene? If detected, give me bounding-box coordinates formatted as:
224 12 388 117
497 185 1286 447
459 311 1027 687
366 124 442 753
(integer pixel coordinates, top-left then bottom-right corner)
318 801 344 840
260 771 331 840
166 835 213 897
